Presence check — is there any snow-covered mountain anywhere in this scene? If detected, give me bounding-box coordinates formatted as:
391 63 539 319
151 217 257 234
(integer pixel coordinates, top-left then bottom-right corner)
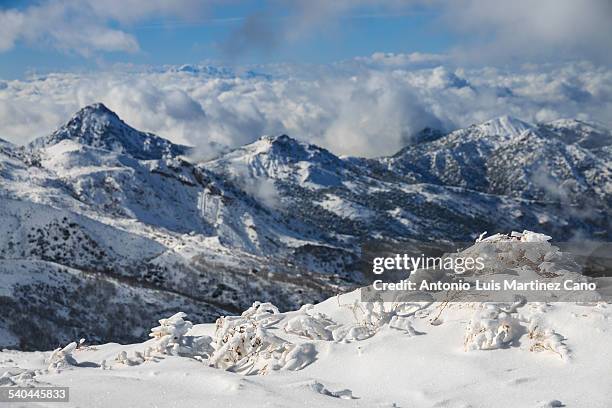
1 106 357 350
384 116 611 206
29 103 190 160
208 117 610 243
1 104 610 350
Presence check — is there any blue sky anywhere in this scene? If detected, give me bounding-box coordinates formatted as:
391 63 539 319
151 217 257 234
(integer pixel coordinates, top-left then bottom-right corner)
2 0 611 80
0 1 456 79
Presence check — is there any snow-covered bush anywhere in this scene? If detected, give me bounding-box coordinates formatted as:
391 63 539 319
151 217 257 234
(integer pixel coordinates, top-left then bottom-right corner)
42 230 583 380
527 316 569 360
462 230 579 277
464 303 522 351
334 297 429 342
330 299 386 342
275 343 317 371
331 324 372 342
239 301 286 327
149 312 213 358
209 315 285 373
209 301 316 374
47 342 78 371
149 312 191 350
284 304 335 340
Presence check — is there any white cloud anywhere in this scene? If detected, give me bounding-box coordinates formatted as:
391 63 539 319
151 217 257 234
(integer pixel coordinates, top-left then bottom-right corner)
0 60 610 157
83 0 209 23
443 0 612 65
0 0 213 55
0 1 139 55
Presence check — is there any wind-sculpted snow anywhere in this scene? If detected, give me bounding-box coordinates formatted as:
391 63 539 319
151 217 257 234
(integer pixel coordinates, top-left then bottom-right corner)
1 231 610 407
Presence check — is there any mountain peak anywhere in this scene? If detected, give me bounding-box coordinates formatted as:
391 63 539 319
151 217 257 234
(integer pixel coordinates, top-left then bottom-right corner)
206 133 346 187
75 102 118 118
29 104 190 160
257 134 303 149
259 134 292 143
67 102 126 132
476 115 533 137
253 134 340 163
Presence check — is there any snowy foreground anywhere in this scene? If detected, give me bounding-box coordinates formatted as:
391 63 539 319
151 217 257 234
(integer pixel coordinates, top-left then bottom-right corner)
1 232 611 408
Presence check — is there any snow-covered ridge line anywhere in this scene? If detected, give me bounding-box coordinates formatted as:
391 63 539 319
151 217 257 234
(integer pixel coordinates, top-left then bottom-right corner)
21 102 612 162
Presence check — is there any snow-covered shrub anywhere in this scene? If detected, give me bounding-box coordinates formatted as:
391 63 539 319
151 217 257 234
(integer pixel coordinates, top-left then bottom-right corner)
275 343 317 371
464 303 522 351
331 324 372 342
47 342 78 371
284 304 335 340
333 298 429 342
210 316 285 373
149 312 191 350
149 312 213 358
460 230 579 277
331 300 386 342
240 301 284 326
527 316 569 360
209 302 316 374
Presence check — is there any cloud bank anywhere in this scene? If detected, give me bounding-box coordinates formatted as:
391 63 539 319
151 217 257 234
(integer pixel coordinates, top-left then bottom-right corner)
0 59 611 158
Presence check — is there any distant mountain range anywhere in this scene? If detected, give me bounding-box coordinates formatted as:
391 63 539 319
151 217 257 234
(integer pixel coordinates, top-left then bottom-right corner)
1 103 610 349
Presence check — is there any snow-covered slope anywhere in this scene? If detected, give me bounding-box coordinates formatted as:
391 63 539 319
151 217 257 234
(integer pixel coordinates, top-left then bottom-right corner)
1 233 610 407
